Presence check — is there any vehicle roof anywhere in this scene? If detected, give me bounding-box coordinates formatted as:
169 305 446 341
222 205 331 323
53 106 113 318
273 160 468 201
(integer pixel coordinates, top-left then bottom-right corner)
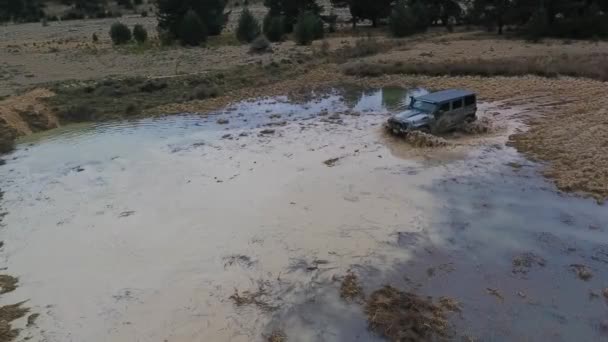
416 89 475 103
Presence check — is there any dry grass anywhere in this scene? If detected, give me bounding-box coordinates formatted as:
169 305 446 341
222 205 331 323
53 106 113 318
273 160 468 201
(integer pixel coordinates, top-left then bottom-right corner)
342 54 608 81
0 302 29 342
229 284 276 312
340 272 363 301
0 275 18 295
267 330 287 342
364 286 449 342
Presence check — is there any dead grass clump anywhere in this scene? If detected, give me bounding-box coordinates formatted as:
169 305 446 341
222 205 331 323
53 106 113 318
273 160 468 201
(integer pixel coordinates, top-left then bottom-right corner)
342 54 608 81
364 286 449 342
333 37 389 62
0 275 18 295
267 330 287 342
512 252 546 275
340 272 363 301
570 264 593 281
229 285 276 312
404 131 449 148
0 301 29 342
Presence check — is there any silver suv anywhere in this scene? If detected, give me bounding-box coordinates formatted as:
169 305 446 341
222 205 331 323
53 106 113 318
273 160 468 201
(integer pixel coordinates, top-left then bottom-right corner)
386 89 477 134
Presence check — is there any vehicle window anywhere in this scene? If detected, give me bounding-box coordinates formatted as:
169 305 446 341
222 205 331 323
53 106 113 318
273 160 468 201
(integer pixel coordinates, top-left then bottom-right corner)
412 100 437 113
452 99 463 109
439 103 450 112
464 95 476 106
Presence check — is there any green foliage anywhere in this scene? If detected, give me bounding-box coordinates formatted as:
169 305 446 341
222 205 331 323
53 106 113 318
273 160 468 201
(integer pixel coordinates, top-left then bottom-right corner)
0 0 44 22
109 22 132 45
293 11 323 46
346 0 392 27
388 1 418 37
133 24 148 44
179 9 207 46
264 0 321 32
263 14 284 42
156 0 227 39
236 7 261 43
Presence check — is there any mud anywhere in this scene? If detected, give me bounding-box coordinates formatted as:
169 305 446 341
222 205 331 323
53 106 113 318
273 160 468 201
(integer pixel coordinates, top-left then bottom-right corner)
0 87 607 341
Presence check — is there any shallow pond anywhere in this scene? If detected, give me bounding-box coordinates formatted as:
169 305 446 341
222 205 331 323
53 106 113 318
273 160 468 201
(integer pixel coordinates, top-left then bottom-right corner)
0 87 606 342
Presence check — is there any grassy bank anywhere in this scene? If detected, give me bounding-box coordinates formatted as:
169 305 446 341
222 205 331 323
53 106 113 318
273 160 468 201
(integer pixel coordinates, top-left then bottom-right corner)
47 57 312 123
342 53 608 81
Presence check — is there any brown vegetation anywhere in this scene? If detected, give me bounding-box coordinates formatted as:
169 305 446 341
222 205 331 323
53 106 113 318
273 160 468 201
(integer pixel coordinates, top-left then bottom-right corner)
342 54 608 81
364 286 449 342
0 275 18 295
339 272 363 301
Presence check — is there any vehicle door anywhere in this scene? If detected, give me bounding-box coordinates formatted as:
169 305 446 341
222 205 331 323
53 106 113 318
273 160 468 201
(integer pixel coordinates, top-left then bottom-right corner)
463 94 477 119
433 102 451 133
448 98 465 129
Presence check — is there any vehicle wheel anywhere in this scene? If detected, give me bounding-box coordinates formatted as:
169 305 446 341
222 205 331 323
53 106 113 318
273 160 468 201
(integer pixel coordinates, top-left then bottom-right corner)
419 126 431 134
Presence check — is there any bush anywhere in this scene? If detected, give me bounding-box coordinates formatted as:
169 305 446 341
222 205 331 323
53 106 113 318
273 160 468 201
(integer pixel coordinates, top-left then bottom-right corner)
236 7 261 43
293 11 323 46
179 9 207 46
158 28 176 46
109 22 132 45
133 24 148 44
389 1 418 37
263 14 284 42
141 10 148 17
250 35 272 53
92 33 99 43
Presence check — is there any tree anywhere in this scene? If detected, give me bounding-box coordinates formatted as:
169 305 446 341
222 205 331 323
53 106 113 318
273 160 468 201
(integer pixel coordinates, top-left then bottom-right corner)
389 0 421 37
179 9 207 46
264 0 321 32
263 13 284 41
109 22 132 45
0 0 43 22
156 0 227 39
293 11 324 45
331 0 392 28
236 7 261 43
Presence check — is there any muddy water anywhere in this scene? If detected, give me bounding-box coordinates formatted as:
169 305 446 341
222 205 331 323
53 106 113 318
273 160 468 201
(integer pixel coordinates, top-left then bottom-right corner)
0 88 606 342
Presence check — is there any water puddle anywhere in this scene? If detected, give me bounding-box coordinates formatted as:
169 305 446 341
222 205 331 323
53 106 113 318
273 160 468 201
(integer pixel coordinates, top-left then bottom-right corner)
0 87 606 341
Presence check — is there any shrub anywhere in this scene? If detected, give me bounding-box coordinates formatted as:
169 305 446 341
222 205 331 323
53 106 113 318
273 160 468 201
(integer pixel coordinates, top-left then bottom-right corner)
158 28 176 45
110 22 132 45
156 0 227 38
179 9 207 46
236 7 261 43
59 104 96 122
141 10 148 17
389 1 418 37
133 24 148 44
134 0 143 5
92 32 99 43
263 14 284 42
293 11 323 46
250 35 272 53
